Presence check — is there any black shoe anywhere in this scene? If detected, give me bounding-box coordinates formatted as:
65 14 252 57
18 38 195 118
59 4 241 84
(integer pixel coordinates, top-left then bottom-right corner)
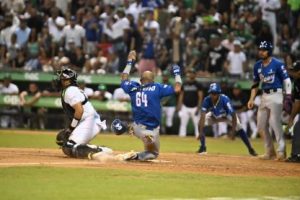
249 148 258 156
197 146 207 155
286 155 300 163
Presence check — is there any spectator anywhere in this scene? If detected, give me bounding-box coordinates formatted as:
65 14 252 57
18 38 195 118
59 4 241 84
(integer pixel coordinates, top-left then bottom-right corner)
83 9 101 55
78 80 94 98
14 15 31 48
0 74 19 128
206 34 228 76
61 16 86 51
93 84 112 101
224 40 247 78
19 82 45 129
112 87 130 102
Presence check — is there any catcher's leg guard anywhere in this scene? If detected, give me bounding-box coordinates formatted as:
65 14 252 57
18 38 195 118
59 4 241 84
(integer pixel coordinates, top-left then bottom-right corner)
62 140 104 159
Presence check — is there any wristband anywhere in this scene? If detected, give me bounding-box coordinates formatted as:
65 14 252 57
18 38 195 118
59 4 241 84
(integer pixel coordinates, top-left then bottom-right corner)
175 75 182 84
123 61 133 74
70 118 80 129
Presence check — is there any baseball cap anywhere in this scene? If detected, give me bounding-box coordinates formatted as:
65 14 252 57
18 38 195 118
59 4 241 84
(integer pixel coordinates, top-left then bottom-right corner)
233 40 242 46
55 17 66 26
70 16 76 21
232 83 241 89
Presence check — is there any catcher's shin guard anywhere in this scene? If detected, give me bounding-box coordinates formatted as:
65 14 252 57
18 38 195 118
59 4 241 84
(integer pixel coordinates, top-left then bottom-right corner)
62 141 105 159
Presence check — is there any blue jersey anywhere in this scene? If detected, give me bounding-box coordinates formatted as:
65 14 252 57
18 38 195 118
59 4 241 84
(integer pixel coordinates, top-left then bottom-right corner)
253 58 289 90
121 80 175 129
201 94 235 119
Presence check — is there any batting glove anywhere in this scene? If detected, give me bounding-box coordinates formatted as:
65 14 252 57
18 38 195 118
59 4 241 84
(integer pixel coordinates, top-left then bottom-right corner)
171 64 181 76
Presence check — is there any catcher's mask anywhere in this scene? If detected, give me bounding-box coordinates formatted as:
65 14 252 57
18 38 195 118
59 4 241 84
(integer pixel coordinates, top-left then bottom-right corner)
55 67 78 89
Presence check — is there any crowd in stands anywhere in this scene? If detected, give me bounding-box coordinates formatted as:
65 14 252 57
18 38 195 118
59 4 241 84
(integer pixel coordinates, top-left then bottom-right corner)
0 0 299 77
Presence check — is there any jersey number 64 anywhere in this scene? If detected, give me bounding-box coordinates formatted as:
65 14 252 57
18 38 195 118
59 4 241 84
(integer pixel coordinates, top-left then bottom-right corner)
136 92 148 107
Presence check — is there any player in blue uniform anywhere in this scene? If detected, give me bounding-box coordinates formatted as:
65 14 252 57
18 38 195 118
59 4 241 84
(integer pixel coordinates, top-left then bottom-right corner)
197 83 257 156
112 50 182 161
247 41 292 160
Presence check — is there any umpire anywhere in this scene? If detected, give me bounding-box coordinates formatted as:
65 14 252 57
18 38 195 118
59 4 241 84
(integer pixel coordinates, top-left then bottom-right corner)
286 60 300 163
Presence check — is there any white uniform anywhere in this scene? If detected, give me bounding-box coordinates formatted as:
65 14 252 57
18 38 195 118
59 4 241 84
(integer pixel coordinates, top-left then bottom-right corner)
63 86 106 144
0 82 19 128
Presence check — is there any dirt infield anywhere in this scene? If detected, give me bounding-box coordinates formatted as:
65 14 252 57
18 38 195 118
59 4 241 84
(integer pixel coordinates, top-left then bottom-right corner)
0 147 299 177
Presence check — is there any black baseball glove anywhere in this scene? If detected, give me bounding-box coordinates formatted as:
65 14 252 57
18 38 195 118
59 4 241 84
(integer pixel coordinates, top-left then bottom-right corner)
56 129 71 146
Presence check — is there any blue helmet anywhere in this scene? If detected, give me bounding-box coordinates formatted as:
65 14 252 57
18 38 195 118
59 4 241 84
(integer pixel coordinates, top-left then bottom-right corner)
208 83 221 94
258 41 273 56
111 119 128 135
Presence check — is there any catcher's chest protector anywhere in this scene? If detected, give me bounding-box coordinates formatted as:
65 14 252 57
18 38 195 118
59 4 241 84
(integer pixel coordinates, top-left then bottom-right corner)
292 119 300 155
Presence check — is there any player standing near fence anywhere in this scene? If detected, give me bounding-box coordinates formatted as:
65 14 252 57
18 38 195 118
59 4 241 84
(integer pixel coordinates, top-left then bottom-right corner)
111 50 182 161
247 41 292 161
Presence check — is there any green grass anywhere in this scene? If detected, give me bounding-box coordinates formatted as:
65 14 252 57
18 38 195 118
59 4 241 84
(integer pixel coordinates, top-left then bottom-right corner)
0 167 299 200
0 130 271 155
0 130 298 200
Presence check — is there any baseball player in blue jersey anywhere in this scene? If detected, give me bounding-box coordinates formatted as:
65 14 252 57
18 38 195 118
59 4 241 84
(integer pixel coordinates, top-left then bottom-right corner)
197 83 257 156
112 50 182 161
247 41 292 161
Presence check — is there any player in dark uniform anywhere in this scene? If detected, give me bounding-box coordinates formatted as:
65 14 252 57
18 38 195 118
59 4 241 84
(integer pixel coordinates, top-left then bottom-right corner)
285 60 300 162
177 69 203 137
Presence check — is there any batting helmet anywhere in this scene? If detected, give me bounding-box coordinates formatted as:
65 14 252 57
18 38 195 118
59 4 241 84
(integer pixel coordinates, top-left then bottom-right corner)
111 119 128 135
208 83 221 94
258 41 273 56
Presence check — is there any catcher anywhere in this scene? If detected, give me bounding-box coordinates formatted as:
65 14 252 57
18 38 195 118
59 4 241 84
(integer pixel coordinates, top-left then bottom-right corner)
55 67 112 159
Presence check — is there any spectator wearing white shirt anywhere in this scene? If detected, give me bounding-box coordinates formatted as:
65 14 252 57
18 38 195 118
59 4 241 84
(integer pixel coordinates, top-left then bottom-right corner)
112 87 130 102
224 40 247 78
93 84 112 101
0 75 19 128
62 16 86 51
78 80 94 98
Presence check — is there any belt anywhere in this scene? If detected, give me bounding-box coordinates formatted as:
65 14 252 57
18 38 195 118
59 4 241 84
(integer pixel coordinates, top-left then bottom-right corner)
263 88 282 94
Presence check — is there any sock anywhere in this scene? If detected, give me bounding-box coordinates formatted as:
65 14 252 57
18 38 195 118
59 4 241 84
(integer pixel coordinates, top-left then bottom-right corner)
238 129 252 150
200 134 206 148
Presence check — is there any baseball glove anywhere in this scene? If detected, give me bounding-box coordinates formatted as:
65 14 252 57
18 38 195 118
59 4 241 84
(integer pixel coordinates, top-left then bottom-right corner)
56 129 71 146
283 94 293 114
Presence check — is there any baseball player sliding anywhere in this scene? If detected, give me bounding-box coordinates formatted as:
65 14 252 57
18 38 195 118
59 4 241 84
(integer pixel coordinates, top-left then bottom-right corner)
55 67 112 159
111 50 182 161
247 41 292 161
197 83 257 156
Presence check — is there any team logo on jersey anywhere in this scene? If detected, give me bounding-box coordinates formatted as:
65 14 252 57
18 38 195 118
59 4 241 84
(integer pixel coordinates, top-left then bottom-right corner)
263 74 275 83
130 87 138 92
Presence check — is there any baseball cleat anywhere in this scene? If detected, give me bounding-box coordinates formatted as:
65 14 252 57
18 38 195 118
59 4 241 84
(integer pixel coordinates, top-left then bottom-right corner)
275 152 286 161
285 155 300 163
116 151 138 161
248 148 258 156
99 146 113 154
197 146 207 155
258 154 276 160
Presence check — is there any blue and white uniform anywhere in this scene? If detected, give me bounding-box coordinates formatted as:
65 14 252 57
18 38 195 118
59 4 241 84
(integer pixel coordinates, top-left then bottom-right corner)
121 80 175 160
201 94 243 130
253 57 289 155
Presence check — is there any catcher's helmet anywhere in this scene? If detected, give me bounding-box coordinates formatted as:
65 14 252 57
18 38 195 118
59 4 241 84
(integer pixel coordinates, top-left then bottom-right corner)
111 119 128 135
56 67 77 82
208 83 221 94
258 41 273 56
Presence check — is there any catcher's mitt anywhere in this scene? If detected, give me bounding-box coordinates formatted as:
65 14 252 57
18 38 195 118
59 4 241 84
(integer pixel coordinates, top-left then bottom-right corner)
56 129 71 146
283 94 293 114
